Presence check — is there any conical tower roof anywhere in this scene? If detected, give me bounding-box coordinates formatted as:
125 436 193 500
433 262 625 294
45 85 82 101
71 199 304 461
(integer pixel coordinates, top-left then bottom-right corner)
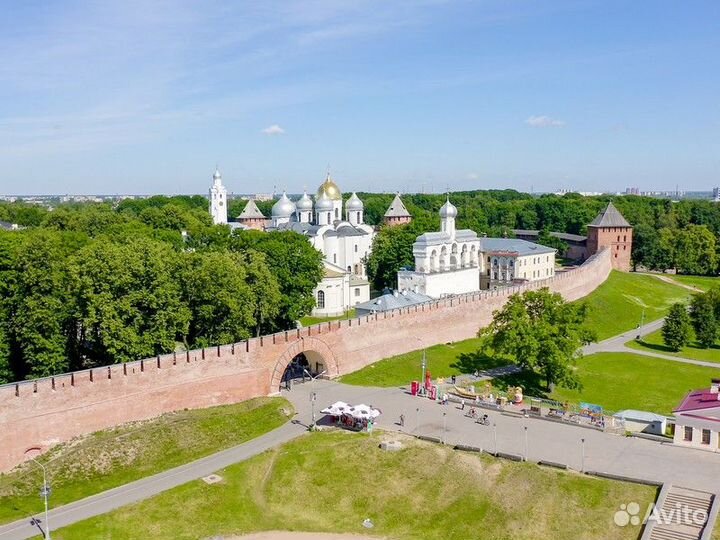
589 202 631 228
384 193 411 218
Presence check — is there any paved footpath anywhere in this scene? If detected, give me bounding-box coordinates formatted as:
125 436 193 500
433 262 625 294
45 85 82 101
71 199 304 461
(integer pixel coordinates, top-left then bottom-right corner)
0 422 309 540
585 318 720 368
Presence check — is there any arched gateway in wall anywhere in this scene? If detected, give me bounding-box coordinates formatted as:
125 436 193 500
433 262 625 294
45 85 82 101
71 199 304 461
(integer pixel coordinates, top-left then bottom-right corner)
270 336 339 391
0 249 612 473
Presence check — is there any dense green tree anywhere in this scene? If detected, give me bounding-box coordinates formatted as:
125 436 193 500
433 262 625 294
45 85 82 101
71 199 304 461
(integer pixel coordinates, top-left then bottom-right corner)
478 288 596 389
230 230 323 329
9 231 75 378
366 224 418 290
662 303 692 351
70 238 191 366
689 293 718 348
180 251 256 348
243 250 282 336
675 224 718 275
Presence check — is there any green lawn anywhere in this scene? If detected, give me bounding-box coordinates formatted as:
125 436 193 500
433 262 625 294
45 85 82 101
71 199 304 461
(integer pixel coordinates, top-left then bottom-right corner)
339 337 493 387
341 271 692 388
626 328 720 363
666 274 720 291
53 431 655 540
0 397 293 526
300 309 356 327
550 352 719 414
581 271 691 340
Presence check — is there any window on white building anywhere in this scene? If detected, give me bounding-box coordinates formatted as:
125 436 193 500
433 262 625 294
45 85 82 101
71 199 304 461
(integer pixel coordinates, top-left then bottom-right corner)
684 426 693 441
355 245 358 253
333 254 337 263
317 290 325 309
702 429 711 445
355 288 360 297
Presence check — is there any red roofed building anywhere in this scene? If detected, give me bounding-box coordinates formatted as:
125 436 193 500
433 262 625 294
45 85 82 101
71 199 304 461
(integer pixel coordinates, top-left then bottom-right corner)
673 378 720 451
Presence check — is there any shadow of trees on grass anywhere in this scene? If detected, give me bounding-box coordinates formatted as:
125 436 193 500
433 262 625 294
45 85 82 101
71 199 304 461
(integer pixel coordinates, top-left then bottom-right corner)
635 339 720 356
450 350 549 398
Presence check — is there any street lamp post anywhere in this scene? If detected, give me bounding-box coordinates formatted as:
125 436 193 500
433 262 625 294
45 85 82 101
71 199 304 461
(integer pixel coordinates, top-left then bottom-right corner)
414 337 427 395
415 407 420 433
28 456 51 539
580 438 586 472
304 368 327 429
442 412 447 444
493 423 498 455
524 426 529 462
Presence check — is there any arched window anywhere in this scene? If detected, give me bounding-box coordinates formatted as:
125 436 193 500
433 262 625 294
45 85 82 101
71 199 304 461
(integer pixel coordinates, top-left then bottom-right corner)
335 208 339 219
317 290 325 309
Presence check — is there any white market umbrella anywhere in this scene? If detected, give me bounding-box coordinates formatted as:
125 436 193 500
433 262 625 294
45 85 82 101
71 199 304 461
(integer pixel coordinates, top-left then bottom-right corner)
321 401 350 415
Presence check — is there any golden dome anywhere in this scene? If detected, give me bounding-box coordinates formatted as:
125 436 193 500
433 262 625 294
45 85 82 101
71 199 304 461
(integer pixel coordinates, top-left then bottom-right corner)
316 173 342 201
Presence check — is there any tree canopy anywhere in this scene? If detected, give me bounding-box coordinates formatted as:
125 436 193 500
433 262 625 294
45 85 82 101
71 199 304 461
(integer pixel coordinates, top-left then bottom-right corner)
0 198 323 383
478 288 596 390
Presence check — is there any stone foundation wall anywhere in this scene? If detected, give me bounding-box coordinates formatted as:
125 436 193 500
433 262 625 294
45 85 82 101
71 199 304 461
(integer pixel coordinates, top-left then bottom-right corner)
0 248 612 472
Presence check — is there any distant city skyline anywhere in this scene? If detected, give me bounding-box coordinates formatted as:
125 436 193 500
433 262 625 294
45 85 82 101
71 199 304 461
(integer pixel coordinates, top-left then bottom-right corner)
1 1 719 195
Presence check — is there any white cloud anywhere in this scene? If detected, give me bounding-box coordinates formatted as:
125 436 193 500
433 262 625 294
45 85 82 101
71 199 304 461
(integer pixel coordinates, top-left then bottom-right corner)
261 124 285 135
525 115 565 128
466 173 479 181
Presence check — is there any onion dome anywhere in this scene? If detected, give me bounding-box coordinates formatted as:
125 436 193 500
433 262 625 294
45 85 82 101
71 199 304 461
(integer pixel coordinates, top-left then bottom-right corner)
439 197 457 219
296 190 313 211
271 191 296 218
317 172 342 201
345 192 363 211
213 168 222 181
315 190 333 212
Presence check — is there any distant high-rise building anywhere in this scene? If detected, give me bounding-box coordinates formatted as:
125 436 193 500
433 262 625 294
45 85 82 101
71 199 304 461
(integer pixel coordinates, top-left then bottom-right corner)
625 187 640 196
713 187 720 202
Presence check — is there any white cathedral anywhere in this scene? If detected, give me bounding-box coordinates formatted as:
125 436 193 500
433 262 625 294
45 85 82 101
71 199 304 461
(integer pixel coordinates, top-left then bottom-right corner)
398 197 556 297
209 170 377 317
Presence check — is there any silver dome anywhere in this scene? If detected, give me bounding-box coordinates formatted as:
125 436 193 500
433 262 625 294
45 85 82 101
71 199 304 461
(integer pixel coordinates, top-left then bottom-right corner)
212 168 222 180
315 191 333 211
345 192 364 210
296 191 313 211
439 197 457 218
272 192 296 217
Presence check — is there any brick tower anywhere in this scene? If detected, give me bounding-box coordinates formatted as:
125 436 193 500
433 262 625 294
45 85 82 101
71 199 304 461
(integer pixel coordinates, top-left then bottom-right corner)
586 202 633 271
383 193 412 227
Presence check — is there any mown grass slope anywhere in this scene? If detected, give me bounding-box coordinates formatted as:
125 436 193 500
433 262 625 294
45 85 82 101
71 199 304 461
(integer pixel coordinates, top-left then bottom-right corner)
0 397 293 525
53 431 656 540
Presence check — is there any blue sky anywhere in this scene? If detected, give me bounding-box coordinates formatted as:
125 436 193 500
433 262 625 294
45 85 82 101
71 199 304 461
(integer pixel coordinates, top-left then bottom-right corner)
0 0 718 195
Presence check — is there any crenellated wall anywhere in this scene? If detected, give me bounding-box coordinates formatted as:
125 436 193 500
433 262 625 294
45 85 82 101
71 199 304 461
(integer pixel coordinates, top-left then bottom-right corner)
0 248 612 472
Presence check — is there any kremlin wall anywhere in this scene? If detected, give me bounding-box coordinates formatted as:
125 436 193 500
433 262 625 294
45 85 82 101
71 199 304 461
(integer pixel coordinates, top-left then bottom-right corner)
0 247 612 473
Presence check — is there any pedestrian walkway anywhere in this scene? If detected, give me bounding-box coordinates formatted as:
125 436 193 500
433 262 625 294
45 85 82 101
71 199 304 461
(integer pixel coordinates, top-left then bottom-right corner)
0 422 308 540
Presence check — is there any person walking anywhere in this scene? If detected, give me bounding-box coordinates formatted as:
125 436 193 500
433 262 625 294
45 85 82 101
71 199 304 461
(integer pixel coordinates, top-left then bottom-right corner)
460 399 465 411
399 414 405 427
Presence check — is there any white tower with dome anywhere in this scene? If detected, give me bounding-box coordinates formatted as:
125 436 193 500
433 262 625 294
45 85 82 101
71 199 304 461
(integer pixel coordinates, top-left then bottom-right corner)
209 168 228 225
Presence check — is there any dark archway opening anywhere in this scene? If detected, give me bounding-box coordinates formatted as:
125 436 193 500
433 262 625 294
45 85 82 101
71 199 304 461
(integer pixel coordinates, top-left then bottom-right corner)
280 351 327 388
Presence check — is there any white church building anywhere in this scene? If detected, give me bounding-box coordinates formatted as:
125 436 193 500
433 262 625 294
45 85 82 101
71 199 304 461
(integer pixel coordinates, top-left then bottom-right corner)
398 198 556 298
268 174 376 317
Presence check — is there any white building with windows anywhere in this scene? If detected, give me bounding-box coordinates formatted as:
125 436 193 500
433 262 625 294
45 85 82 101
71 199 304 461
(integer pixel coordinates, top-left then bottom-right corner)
397 197 556 298
269 174 376 317
673 379 720 452
208 169 228 225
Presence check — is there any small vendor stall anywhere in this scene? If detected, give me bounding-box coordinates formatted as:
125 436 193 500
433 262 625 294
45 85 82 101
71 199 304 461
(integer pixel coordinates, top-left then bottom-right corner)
322 402 381 431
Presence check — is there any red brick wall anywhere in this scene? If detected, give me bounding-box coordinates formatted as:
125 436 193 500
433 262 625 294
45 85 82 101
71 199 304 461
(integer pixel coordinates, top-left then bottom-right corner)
587 226 633 271
384 216 412 227
0 249 612 472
